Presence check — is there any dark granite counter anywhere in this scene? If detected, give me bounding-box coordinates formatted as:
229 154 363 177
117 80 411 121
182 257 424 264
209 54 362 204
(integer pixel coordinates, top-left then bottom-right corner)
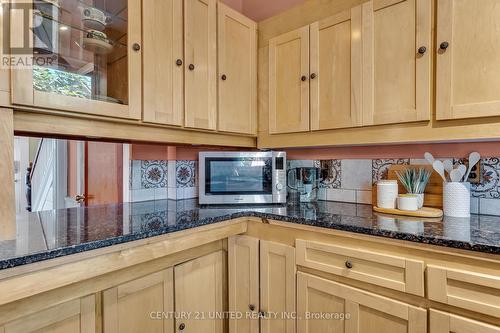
1 199 500 270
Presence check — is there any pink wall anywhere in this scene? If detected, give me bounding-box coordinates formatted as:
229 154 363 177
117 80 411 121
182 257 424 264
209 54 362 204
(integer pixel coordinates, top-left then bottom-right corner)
286 142 500 160
221 0 306 21
131 142 500 161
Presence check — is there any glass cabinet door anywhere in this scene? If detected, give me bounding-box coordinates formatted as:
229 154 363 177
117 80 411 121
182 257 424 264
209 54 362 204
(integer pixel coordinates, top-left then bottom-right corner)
10 0 141 119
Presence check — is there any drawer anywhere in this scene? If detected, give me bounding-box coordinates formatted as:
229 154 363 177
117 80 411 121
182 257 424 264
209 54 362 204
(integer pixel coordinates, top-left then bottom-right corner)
296 239 424 296
430 309 500 333
427 265 500 318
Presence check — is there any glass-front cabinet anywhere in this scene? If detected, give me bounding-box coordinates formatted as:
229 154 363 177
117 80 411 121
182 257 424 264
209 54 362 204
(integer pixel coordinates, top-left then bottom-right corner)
10 0 141 119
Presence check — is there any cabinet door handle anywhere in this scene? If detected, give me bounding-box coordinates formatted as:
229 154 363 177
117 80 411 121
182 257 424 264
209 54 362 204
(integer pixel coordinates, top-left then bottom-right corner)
178 323 186 331
221 74 227 81
188 64 195 71
310 73 317 79
417 46 427 55
301 75 307 82
345 260 353 269
132 43 141 51
439 41 449 51
249 304 255 311
176 59 183 66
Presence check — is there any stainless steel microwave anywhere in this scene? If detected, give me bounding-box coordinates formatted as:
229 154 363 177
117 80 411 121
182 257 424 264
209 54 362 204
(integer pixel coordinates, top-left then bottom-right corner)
199 151 286 204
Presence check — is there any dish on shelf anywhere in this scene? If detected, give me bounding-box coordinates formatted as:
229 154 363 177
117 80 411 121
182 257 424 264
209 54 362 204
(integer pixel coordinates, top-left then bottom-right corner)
81 6 111 31
82 30 113 54
39 0 61 9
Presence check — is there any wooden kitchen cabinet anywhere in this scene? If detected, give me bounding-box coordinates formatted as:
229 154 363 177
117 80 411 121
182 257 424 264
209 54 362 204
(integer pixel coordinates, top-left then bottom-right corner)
10 0 142 120
228 235 260 333
436 0 500 120
184 0 217 131
228 237 296 333
430 309 500 333
310 6 362 130
297 272 427 333
142 0 184 126
362 0 431 126
175 251 225 333
260 240 296 333
0 295 96 333
103 268 174 333
269 26 310 134
218 3 257 135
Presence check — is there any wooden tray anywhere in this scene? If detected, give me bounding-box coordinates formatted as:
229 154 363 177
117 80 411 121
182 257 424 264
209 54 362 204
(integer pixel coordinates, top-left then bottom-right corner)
372 164 443 208
373 206 443 218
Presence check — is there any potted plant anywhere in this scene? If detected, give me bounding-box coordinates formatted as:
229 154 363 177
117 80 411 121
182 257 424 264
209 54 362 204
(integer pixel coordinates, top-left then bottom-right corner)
396 168 432 208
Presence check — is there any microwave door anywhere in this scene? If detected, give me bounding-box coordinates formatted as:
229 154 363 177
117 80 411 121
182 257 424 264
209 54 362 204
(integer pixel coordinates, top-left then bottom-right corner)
205 157 273 197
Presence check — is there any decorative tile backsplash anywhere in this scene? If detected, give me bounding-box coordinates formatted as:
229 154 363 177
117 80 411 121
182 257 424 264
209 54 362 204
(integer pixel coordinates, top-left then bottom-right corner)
287 157 500 216
130 160 198 202
141 160 168 188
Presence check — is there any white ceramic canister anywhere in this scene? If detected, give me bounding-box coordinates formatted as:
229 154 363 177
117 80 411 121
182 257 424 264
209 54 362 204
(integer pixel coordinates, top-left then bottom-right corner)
377 180 398 209
415 193 425 208
443 182 471 218
397 194 419 211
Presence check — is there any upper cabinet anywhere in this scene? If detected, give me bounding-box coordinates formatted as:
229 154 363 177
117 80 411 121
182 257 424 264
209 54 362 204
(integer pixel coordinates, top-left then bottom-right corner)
362 0 431 126
269 26 310 134
10 0 142 120
310 6 362 130
184 0 217 131
217 3 257 135
142 0 183 126
268 0 431 134
436 0 500 120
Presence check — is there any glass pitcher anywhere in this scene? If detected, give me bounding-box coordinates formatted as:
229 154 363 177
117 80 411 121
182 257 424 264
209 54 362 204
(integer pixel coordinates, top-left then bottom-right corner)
287 167 321 203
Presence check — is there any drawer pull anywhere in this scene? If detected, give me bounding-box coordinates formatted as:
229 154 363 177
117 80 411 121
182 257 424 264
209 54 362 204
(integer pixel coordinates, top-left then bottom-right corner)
345 260 353 269
440 41 449 51
179 323 186 331
249 304 255 311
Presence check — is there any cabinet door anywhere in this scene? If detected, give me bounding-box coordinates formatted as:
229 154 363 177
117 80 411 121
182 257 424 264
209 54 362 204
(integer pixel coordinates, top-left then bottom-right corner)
175 251 224 333
184 0 217 130
228 235 260 333
1 295 96 333
218 3 257 135
362 0 431 126
430 309 500 333
269 26 310 134
142 0 183 126
436 0 500 120
10 0 142 120
260 240 296 333
103 269 174 333
310 6 362 130
297 272 427 333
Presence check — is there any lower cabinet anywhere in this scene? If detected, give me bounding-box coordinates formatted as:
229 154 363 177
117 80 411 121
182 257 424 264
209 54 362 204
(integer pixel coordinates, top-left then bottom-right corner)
174 251 225 333
103 251 225 333
1 295 96 333
228 235 296 333
429 309 500 333
103 269 174 333
297 272 427 333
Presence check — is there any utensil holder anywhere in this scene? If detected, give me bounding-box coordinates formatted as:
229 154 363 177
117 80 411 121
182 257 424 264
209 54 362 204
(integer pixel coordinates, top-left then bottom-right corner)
443 182 471 217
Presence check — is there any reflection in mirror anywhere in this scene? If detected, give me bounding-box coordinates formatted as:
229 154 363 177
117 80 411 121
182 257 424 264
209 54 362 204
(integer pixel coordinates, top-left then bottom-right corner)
14 136 125 213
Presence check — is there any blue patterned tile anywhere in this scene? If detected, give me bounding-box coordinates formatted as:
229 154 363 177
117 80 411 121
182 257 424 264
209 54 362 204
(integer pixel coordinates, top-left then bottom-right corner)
372 159 410 184
319 160 341 189
471 158 500 199
141 160 168 189
176 160 196 188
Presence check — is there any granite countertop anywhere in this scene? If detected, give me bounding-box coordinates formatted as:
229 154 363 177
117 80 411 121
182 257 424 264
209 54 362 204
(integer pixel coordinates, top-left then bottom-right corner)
1 199 500 270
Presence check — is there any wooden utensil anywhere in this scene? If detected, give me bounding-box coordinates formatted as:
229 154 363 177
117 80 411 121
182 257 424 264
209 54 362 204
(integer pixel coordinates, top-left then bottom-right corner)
443 159 453 180
450 166 465 182
424 152 435 166
432 160 447 182
464 152 481 181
